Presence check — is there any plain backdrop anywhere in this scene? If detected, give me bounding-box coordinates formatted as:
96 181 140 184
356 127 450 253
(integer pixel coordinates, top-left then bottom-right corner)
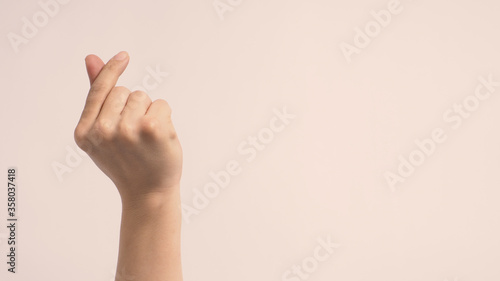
1 0 500 280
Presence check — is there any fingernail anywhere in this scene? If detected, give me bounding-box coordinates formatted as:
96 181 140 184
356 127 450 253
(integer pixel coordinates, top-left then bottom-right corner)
112 51 128 61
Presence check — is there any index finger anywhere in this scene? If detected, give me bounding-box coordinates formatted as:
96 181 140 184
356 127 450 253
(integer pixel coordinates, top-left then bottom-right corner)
79 51 130 126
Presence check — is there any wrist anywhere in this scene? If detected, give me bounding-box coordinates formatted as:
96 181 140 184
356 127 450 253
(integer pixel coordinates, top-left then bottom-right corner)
119 184 181 213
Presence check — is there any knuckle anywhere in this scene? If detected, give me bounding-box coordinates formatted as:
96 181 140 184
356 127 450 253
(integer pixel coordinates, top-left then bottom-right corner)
117 121 137 142
126 91 151 111
140 117 161 138
111 88 131 111
74 126 100 154
114 86 130 92
120 88 131 99
166 119 178 141
130 90 149 102
120 90 131 103
167 128 178 141
155 98 168 105
157 99 172 115
94 119 115 140
74 125 88 148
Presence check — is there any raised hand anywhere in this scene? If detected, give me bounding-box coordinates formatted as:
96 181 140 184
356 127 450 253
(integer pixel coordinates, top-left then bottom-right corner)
74 51 183 205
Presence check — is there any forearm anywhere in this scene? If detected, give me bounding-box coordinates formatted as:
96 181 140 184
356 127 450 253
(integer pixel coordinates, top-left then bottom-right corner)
115 187 183 281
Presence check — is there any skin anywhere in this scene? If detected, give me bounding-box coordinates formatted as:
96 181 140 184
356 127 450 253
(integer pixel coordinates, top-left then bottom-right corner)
74 51 183 281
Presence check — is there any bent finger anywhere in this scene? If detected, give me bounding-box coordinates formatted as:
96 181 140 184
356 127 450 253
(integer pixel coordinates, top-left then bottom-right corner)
79 51 130 127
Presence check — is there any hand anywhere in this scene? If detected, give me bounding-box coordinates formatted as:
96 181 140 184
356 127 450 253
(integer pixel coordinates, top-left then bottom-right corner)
74 51 182 204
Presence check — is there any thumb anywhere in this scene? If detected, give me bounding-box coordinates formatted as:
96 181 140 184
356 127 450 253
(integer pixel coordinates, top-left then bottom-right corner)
84 54 105 86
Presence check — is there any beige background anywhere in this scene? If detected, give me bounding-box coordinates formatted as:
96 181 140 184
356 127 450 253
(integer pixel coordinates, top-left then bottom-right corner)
1 0 500 280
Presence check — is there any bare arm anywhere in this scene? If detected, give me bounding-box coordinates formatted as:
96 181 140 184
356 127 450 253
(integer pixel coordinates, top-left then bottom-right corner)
74 51 183 281
116 187 182 281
